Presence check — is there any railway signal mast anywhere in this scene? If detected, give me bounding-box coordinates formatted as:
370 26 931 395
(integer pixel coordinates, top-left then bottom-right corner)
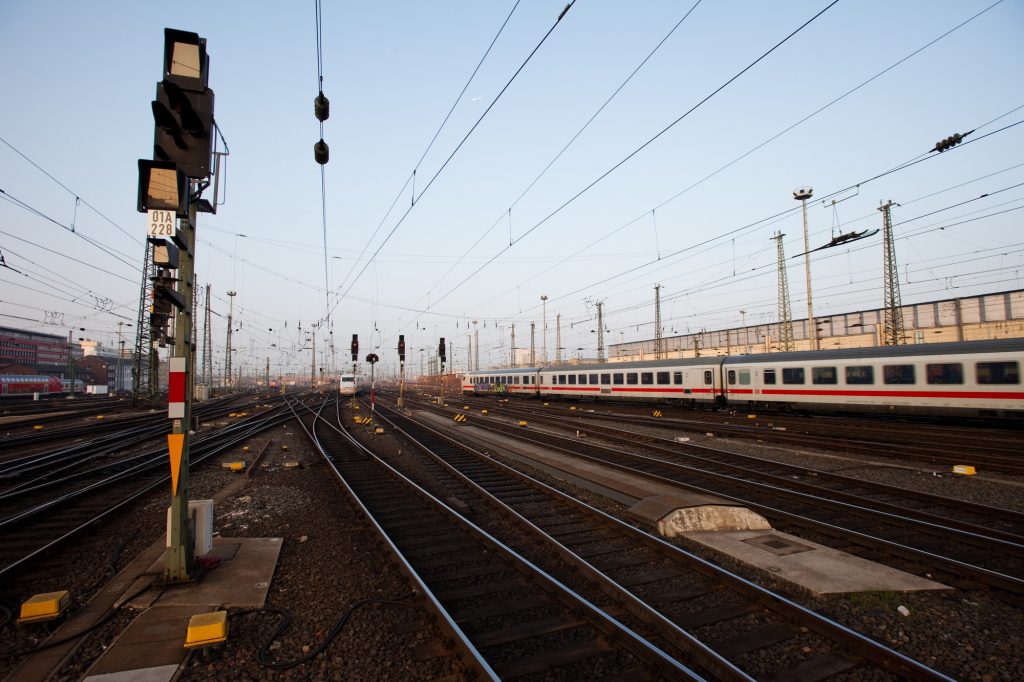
438 338 446 405
397 334 406 408
350 334 358 408
137 28 218 584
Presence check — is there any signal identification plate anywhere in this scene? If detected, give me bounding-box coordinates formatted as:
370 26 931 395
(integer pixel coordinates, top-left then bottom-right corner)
148 209 176 237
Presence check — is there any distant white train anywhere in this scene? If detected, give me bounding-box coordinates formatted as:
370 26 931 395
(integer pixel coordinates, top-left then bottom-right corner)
462 339 1023 418
339 374 358 396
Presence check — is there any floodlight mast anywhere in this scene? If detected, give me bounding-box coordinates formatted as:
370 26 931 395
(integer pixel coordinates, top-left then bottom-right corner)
793 187 816 350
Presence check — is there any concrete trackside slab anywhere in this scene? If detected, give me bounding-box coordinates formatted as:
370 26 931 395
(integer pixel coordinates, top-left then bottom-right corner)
685 529 952 595
82 537 281 682
129 536 281 609
82 606 213 681
630 493 772 535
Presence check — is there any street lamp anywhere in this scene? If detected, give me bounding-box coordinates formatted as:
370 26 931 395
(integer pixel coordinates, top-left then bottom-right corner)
793 186 817 350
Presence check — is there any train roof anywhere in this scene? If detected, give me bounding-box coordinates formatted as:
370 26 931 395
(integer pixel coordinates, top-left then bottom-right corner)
466 367 542 376
722 338 1024 365
465 339 1024 375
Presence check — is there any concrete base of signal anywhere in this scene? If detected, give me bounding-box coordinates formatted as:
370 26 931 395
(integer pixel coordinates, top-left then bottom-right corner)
420 411 951 596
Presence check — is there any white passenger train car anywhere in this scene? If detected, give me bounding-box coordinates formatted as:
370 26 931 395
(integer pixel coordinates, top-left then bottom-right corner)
339 374 358 396
722 339 1024 416
462 339 1023 417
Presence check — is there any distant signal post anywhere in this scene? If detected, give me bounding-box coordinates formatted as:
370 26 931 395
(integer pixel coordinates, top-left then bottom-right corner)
397 334 406 408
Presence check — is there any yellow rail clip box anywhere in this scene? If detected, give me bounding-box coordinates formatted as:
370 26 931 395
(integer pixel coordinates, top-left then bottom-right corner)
184 610 228 649
18 591 70 624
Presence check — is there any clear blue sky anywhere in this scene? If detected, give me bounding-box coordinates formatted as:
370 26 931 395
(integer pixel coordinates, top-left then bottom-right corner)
2 0 1022 378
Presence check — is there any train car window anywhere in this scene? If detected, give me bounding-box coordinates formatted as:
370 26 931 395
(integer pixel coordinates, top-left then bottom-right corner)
727 370 736 385
927 363 963 385
739 370 751 385
703 370 713 385
657 371 670 384
514 376 520 384
589 374 599 384
568 375 576 385
641 372 654 385
558 375 566 385
578 374 587 384
601 373 611 384
883 365 915 384
626 373 639 385
764 369 776 384
782 368 805 384
673 371 682 384
811 367 837 385
613 373 624 385
845 366 874 384
977 361 1019 384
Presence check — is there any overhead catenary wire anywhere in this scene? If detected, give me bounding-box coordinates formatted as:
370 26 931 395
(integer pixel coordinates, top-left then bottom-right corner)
328 1 578 323
314 0 331 323
405 0 704 325
469 107 1024 324
430 0 841 314
427 3 1012 327
0 189 141 272
335 0 523 304
0 135 142 247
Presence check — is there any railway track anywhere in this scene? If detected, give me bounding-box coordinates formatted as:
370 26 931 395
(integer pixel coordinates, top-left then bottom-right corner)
296 400 698 681
457 395 1024 475
0 401 298 582
0 393 279 452
403 395 1024 595
350 397 954 680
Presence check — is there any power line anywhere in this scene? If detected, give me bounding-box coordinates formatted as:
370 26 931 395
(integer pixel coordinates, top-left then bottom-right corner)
335 1 524 310
408 0 704 325
0 229 138 284
0 189 141 271
435 5 1013 322
432 0 841 313
477 111 1024 322
0 135 142 247
328 1 578 321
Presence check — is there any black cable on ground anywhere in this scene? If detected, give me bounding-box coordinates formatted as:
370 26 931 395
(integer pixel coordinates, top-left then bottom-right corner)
230 592 420 670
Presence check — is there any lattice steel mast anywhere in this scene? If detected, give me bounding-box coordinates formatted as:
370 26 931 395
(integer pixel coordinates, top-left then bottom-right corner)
555 314 562 363
773 231 795 351
131 240 158 405
654 284 663 359
201 284 213 387
879 200 905 345
596 301 605 363
530 322 536 366
510 323 516 368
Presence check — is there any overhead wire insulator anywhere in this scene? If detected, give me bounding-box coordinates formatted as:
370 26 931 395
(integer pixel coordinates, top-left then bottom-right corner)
933 131 966 153
314 91 330 122
314 139 329 165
